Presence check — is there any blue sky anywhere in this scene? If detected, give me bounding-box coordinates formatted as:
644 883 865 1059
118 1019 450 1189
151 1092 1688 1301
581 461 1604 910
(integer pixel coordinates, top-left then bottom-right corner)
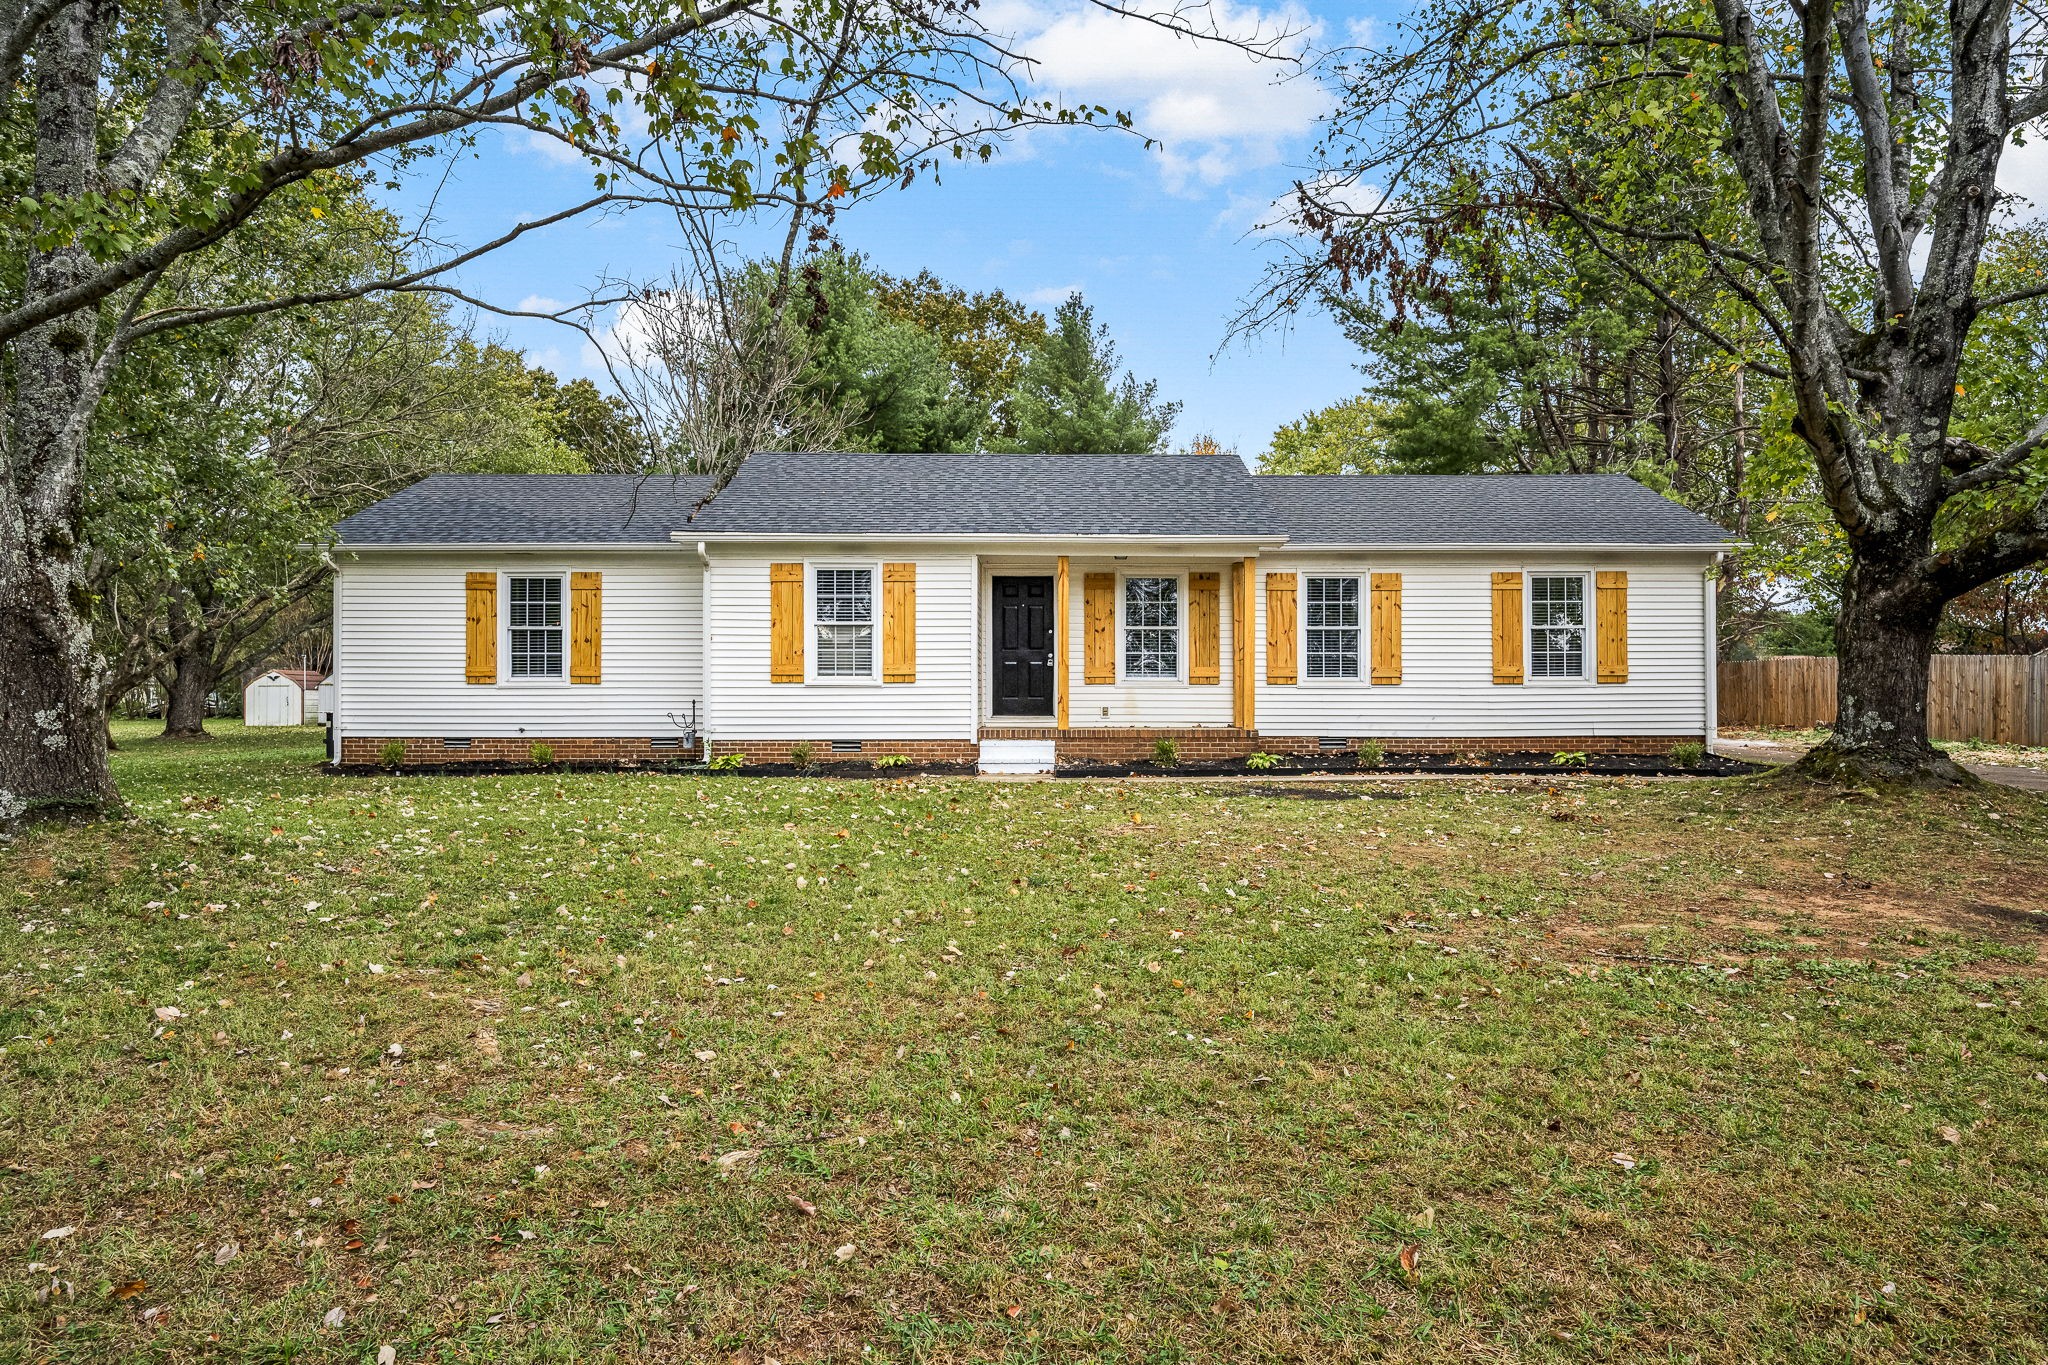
387 1 1391 457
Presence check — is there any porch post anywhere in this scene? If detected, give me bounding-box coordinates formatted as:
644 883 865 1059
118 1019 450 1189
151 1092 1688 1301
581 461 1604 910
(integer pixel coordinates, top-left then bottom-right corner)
1055 555 1071 730
1232 558 1256 731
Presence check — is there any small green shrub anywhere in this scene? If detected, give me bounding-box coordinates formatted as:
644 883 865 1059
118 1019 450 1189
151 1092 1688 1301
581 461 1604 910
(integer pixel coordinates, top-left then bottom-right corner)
1669 740 1707 768
707 752 746 771
528 742 556 767
1245 751 1281 771
1152 737 1181 767
1552 750 1590 768
875 754 911 769
378 741 407 769
1355 739 1386 768
788 741 817 769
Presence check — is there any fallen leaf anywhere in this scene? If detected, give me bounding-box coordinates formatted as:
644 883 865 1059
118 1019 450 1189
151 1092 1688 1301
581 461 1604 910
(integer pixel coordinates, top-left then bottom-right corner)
833 1242 857 1262
1938 1126 1961 1144
1611 1152 1638 1170
378 1348 398 1365
787 1195 818 1216
323 1306 346 1329
715 1149 761 1170
154 1006 184 1022
41 1226 74 1240
1398 1243 1421 1278
214 1241 240 1265
112 1279 147 1300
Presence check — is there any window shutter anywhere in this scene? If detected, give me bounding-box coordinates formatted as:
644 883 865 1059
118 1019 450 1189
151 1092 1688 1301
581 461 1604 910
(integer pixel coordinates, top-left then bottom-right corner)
1083 573 1116 684
882 562 917 683
1371 572 1402 685
465 572 497 684
1188 572 1221 685
1265 572 1297 686
1491 571 1524 684
769 562 804 683
1232 559 1255 728
1596 570 1628 683
570 571 602 684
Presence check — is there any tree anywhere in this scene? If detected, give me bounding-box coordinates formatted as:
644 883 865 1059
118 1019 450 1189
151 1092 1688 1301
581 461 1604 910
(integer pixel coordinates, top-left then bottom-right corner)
528 369 650 472
873 269 1050 444
996 294 1180 454
1 0 1237 823
1260 396 1395 474
1248 0 2048 783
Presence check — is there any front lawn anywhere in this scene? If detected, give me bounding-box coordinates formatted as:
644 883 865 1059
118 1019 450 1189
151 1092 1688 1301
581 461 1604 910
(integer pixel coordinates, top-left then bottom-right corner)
4 723 2045 1362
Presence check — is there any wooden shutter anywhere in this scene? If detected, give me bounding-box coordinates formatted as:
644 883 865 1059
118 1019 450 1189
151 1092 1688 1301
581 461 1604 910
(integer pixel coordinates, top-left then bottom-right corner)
570 571 602 684
1596 570 1629 683
1084 573 1116 684
465 572 497 684
882 562 916 683
1370 572 1402 685
1265 572 1297 686
769 562 804 683
1491 571 1524 684
1188 571 1221 685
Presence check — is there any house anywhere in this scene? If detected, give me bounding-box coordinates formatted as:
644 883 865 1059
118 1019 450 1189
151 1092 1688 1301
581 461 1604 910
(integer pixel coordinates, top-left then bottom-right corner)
243 668 325 727
326 452 1732 770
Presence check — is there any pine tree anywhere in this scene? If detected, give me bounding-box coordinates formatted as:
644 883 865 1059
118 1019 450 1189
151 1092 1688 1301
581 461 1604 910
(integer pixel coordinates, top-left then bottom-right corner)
995 295 1178 453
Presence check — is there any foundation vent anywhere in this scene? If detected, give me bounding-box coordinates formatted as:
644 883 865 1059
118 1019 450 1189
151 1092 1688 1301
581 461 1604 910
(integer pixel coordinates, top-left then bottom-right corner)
1318 736 1350 752
443 738 472 751
831 739 863 754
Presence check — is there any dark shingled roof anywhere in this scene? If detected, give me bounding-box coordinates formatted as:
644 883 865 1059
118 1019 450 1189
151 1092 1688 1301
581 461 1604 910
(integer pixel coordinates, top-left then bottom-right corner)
1254 474 1728 545
333 474 716 545
333 461 1731 548
688 452 1286 538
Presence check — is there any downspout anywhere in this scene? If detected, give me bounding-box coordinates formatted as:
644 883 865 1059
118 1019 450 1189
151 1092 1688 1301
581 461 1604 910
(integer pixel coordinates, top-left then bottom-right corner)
324 551 341 765
697 541 713 763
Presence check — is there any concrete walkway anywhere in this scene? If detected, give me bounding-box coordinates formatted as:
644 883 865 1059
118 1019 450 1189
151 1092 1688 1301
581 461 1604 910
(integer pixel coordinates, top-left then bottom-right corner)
1712 737 2048 793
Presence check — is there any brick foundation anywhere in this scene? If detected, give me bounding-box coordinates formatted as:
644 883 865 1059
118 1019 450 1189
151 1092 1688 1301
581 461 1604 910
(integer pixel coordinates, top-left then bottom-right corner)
1252 734 1702 758
340 735 686 766
707 738 980 765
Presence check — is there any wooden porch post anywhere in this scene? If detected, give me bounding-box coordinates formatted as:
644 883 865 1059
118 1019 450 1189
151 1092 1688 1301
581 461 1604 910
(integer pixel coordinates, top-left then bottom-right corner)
1232 558 1256 731
1054 555 1070 730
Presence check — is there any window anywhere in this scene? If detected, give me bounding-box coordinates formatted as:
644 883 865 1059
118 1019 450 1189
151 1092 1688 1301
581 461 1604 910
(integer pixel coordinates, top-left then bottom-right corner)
1123 576 1180 679
814 567 874 678
1529 574 1587 678
1304 575 1361 679
507 575 564 677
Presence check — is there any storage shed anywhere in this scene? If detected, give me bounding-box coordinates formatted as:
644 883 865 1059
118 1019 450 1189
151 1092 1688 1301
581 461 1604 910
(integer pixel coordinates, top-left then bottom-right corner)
244 669 323 726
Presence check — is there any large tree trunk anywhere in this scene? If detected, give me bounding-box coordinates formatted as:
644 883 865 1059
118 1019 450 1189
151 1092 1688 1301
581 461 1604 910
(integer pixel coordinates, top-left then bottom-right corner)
0 556 120 825
161 649 218 738
1794 541 1970 786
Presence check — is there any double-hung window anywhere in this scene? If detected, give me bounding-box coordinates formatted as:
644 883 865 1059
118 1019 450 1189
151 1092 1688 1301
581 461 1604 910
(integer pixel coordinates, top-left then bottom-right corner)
1529 574 1588 678
507 575 564 678
814 567 875 679
1122 576 1180 679
1304 576 1361 679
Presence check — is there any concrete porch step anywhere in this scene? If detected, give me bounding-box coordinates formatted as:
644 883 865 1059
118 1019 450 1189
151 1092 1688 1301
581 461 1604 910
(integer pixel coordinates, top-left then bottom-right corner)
979 739 1056 774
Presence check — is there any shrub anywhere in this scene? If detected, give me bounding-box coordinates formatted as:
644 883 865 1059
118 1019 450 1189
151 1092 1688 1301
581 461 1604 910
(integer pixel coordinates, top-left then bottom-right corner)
378 741 407 769
875 754 911 769
1552 750 1589 768
528 742 556 767
707 753 746 771
1245 751 1281 771
1355 739 1386 768
788 741 817 769
1669 740 1707 768
1151 737 1181 767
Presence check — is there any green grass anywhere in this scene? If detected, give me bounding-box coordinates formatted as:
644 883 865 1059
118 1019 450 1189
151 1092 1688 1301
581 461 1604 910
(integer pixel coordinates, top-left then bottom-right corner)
4 722 2046 1362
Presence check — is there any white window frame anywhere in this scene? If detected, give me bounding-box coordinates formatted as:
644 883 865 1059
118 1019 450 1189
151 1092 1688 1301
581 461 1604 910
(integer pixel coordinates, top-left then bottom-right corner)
1118 571 1185 685
502 570 569 686
1525 570 1594 683
807 560 881 685
1299 572 1367 684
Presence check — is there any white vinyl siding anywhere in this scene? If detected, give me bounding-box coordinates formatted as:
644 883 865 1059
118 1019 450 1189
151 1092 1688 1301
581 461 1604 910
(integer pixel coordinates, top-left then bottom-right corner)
332 551 700 739
1053 556 1236 728
710 549 977 740
1255 552 1713 737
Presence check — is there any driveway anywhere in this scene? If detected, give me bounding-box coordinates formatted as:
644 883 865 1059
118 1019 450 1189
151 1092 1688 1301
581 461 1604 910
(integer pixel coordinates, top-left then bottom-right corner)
1713 736 2048 793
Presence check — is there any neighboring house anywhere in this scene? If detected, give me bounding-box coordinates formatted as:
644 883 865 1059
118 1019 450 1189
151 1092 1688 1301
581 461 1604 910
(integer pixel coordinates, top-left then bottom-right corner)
243 668 325 726
326 452 1732 770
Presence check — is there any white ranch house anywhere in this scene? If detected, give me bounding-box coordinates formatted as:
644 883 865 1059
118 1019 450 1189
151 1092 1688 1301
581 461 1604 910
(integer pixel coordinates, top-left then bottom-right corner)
327 452 1731 771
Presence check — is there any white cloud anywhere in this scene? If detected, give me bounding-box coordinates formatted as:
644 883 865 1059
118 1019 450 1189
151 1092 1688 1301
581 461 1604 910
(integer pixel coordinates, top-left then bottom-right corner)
1997 130 2048 220
517 295 569 315
1025 283 1085 306
986 0 1326 194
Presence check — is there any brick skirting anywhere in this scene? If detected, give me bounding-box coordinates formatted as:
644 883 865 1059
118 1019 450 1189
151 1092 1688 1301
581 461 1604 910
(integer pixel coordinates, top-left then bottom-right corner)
339 736 683 766
344 730 1702 768
708 738 980 765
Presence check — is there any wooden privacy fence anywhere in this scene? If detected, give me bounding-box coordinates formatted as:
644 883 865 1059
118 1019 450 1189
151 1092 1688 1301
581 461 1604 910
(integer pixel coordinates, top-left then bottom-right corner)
1718 654 2048 745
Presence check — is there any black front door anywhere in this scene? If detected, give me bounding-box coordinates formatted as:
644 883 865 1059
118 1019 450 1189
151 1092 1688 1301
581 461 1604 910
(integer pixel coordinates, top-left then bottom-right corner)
992 576 1056 716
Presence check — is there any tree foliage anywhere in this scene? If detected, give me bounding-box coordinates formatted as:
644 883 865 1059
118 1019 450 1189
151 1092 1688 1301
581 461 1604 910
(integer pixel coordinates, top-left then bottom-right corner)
994 294 1180 454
